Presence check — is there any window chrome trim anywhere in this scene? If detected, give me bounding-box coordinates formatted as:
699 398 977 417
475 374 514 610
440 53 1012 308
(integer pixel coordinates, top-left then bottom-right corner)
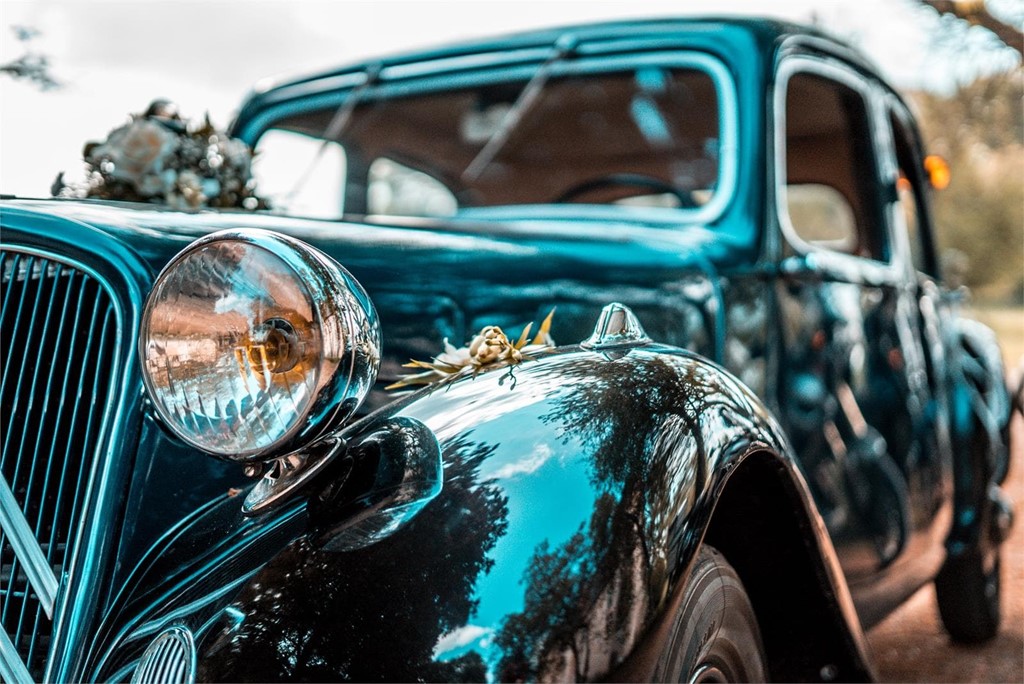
242 49 740 227
773 55 900 282
881 92 943 280
2 243 135 684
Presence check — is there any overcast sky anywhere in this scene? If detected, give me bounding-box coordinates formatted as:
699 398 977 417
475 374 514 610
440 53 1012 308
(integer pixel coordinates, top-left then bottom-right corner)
1 0 1020 198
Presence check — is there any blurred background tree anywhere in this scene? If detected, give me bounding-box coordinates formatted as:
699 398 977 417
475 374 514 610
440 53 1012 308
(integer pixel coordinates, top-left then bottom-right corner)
910 0 1023 305
911 71 1023 304
0 25 60 91
919 0 1022 57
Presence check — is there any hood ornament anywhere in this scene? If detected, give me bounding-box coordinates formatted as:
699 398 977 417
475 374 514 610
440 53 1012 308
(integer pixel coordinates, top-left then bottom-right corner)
582 302 651 350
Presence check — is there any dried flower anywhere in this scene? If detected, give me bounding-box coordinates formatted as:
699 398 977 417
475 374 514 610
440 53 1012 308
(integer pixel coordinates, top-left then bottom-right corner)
387 310 556 390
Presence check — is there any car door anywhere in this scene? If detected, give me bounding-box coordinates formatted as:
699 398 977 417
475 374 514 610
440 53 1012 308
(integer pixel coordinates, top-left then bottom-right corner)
882 97 953 554
771 55 945 608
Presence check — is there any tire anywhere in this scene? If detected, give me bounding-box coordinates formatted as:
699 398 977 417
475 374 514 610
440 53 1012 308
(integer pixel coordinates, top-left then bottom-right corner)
935 547 1001 644
653 545 768 683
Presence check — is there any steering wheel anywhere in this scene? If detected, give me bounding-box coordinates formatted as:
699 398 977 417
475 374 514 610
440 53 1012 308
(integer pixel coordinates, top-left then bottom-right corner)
554 173 695 207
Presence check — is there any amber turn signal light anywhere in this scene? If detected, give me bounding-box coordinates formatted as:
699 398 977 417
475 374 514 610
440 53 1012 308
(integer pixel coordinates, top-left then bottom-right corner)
924 155 950 190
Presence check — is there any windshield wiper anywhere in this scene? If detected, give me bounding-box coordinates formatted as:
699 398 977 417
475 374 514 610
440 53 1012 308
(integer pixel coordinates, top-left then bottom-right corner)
461 35 577 184
285 62 382 206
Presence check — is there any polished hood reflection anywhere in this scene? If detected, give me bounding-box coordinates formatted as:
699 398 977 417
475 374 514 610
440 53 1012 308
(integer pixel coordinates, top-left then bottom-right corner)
196 347 782 681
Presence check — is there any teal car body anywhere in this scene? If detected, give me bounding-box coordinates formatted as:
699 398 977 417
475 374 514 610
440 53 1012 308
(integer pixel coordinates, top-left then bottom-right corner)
0 17 1013 683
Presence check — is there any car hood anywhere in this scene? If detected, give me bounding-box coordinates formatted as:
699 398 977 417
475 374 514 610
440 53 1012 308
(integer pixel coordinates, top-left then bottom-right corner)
3 197 744 394
3 198 754 279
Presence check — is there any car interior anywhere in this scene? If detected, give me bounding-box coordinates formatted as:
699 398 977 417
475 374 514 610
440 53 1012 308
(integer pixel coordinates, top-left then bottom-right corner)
256 66 722 217
784 71 887 261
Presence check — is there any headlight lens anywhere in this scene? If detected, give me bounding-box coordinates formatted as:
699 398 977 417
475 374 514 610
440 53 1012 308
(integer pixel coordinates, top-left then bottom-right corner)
140 229 379 461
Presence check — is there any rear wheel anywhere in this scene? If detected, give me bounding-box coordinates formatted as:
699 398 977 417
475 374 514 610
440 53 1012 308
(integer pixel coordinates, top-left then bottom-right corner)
654 545 768 683
935 547 1001 643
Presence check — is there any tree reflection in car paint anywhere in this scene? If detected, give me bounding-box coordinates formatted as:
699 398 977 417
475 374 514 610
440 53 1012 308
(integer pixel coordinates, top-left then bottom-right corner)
195 349 775 681
199 435 508 681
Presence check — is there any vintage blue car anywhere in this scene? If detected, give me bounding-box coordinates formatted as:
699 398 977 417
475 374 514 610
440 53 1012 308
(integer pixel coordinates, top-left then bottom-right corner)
0 17 1014 683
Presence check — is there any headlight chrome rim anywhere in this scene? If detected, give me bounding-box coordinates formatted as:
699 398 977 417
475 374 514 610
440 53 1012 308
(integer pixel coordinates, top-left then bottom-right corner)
139 229 380 462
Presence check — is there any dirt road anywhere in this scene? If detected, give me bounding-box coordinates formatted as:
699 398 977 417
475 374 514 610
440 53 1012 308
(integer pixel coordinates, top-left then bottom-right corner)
867 412 1024 683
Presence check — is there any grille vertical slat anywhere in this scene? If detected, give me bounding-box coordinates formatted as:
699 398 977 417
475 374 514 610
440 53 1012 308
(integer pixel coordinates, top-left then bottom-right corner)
27 268 78 511
25 596 45 680
44 280 96 560
2 256 48 632
2 256 45 466
1 247 123 681
0 254 25 411
2 252 51 658
11 263 66 651
131 627 196 684
4 258 52 534
24 269 80 673
0 254 26 631
0 255 31 421
67 301 113 532
29 270 81 546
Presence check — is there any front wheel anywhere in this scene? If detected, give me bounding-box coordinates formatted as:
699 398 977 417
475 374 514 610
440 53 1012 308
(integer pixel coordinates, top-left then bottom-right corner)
654 545 768 683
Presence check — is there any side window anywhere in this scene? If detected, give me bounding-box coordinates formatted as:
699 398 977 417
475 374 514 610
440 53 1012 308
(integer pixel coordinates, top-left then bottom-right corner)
783 70 886 261
367 158 457 217
785 183 857 251
252 129 346 219
889 111 935 276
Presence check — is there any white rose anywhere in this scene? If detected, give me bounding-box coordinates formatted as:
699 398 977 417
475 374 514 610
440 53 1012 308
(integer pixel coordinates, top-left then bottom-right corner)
93 120 178 190
174 170 206 209
435 339 472 368
220 138 252 173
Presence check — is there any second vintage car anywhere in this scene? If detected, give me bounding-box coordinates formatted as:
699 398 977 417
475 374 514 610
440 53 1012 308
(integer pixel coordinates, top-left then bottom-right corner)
0 16 1014 683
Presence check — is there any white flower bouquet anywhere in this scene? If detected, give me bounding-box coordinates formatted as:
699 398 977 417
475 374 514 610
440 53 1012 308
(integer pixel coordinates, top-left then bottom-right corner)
54 99 267 211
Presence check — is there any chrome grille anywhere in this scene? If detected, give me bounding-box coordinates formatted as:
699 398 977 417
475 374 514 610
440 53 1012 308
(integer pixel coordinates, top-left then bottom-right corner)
130 627 196 684
1 248 121 681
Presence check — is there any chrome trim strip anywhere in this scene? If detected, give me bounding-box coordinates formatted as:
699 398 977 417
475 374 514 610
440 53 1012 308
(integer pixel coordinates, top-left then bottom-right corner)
0 476 59 618
127 575 253 642
93 502 307 681
0 627 35 684
241 49 740 227
772 54 901 282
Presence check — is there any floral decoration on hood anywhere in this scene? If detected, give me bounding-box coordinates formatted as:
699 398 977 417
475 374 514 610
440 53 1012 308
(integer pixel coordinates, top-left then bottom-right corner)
387 310 556 390
53 99 267 211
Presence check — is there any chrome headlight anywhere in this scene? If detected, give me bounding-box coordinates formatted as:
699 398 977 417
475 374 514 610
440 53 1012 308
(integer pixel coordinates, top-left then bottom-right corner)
140 229 380 461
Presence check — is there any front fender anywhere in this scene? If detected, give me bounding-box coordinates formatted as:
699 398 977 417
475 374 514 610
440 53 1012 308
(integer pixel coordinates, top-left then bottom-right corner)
93 344 867 682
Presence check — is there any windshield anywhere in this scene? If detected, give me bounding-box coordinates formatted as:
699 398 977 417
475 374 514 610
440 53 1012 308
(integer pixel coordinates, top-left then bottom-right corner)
251 55 734 222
